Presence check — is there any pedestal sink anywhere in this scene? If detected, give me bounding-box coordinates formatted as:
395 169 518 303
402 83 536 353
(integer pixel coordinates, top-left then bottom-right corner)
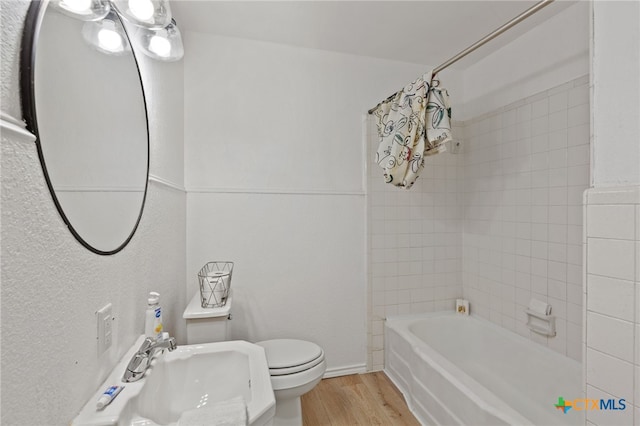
73 337 275 426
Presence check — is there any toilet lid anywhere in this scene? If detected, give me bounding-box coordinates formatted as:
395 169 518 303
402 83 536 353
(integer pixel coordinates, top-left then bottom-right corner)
256 339 324 376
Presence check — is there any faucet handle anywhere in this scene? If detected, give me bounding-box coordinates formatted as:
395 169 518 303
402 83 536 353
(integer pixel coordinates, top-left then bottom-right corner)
166 337 177 351
138 337 155 352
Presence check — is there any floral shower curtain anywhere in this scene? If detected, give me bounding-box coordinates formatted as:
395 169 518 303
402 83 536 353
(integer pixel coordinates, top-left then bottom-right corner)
372 70 452 189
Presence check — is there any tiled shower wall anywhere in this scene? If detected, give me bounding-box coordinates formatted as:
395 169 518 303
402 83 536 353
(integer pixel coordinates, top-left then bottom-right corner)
461 75 590 361
366 118 463 371
366 75 590 370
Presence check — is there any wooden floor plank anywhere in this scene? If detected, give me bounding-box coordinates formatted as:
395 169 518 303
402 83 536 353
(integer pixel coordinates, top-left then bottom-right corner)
359 372 419 426
301 380 333 426
301 372 419 426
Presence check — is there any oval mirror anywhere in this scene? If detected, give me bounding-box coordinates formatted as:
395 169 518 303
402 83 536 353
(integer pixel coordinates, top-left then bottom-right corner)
21 0 149 255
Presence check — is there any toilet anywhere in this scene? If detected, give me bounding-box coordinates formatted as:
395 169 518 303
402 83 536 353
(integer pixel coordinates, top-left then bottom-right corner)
255 339 326 426
183 291 326 426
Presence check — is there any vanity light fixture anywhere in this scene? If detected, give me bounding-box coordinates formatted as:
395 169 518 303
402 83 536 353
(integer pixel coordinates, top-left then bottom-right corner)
50 0 183 61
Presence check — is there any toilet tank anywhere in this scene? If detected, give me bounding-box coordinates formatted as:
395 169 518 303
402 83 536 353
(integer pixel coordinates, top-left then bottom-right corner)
183 291 232 344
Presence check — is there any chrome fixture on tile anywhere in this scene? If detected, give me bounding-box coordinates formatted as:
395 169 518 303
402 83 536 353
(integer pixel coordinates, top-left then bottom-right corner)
50 0 183 61
122 335 177 382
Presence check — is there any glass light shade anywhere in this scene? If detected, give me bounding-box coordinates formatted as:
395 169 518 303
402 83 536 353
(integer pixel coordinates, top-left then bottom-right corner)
81 13 131 56
111 0 172 29
137 20 184 62
49 0 110 21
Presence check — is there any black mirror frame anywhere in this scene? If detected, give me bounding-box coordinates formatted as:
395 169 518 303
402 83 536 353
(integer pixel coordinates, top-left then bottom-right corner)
19 0 150 256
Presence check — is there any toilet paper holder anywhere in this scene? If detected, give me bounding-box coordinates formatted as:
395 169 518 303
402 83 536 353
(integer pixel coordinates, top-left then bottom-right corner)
525 308 556 337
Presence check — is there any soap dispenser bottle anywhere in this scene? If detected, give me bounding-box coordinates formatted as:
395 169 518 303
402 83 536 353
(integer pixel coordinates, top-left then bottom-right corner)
145 292 163 340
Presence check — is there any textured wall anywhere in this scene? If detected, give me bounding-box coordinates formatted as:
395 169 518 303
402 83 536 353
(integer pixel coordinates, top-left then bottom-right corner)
0 0 29 120
0 2 186 424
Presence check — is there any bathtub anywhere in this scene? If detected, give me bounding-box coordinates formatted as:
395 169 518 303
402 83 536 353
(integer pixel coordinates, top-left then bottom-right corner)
385 312 583 425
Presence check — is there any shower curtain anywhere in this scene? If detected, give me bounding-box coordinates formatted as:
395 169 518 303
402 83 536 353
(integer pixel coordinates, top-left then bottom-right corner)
372 71 452 189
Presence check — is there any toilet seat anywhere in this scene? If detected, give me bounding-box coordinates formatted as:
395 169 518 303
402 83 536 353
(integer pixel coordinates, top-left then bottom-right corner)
256 339 325 376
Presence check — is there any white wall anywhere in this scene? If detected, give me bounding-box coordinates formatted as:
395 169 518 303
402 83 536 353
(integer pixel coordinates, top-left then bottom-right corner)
583 2 640 425
591 0 640 187
183 33 460 192
0 2 186 424
183 32 453 374
462 1 589 121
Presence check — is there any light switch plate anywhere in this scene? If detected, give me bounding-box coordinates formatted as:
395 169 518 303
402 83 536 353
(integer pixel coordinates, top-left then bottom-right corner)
97 303 113 356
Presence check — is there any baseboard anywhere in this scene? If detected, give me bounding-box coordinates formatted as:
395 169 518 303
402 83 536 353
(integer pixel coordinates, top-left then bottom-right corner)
323 363 367 378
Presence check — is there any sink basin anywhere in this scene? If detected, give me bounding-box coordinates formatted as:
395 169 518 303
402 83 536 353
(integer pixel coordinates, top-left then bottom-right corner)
73 338 275 426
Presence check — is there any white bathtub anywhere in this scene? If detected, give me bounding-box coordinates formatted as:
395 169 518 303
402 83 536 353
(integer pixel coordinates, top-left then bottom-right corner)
385 312 583 425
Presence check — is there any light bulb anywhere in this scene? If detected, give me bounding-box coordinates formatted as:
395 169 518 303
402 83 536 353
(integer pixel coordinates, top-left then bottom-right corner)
148 35 171 57
111 0 171 29
128 0 154 21
52 0 110 20
98 27 123 52
61 0 92 13
136 19 183 61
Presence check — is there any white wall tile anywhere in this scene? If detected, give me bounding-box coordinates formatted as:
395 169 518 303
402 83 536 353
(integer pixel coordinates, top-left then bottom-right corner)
568 144 590 166
549 148 568 169
549 91 568 113
587 274 635 321
549 129 568 150
635 366 640 408
531 98 549 118
636 242 640 282
569 165 590 187
636 205 640 240
568 103 590 127
587 238 636 281
586 348 634 403
587 311 634 363
636 323 640 365
549 205 568 224
568 123 589 147
567 283 582 306
548 279 567 300
549 187 568 205
549 110 569 132
568 84 589 107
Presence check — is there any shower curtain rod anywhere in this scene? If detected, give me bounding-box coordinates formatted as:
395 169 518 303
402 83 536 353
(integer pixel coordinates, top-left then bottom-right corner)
367 0 555 115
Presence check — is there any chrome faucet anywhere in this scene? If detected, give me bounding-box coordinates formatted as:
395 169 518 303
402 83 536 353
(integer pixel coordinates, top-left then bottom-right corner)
122 335 177 382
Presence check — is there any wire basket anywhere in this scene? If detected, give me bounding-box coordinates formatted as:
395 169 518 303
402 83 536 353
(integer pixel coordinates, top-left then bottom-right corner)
198 261 234 308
